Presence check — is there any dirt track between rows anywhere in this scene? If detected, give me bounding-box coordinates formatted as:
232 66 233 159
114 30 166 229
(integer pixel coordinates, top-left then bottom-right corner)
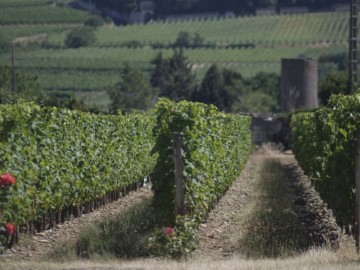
195 148 340 259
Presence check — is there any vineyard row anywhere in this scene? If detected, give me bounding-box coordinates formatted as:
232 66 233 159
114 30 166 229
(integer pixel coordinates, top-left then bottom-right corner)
291 94 360 228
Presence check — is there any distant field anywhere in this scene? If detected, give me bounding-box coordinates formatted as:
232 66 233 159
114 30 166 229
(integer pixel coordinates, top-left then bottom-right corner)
0 5 352 110
6 45 345 92
0 6 91 25
0 0 49 8
0 0 74 8
96 12 348 47
44 12 350 47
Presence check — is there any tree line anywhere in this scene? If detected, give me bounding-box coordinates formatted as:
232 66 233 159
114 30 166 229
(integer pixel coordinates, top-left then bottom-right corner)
0 49 348 114
107 50 280 114
91 0 348 15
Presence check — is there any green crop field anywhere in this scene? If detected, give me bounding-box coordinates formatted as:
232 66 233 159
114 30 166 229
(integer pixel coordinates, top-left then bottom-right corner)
7 45 345 93
46 12 350 47
0 0 50 8
0 1 352 111
0 6 91 25
95 12 349 47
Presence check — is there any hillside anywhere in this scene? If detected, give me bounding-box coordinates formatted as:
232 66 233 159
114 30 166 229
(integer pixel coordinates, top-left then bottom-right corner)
0 0 351 110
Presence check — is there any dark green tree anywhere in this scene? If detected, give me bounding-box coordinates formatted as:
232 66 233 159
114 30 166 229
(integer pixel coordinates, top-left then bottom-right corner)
193 64 226 110
319 70 348 105
192 33 205 47
173 32 205 48
240 91 279 113
249 72 280 107
108 65 158 113
222 68 247 112
193 66 250 112
151 50 194 101
150 52 170 90
84 16 106 27
239 72 280 112
65 27 96 49
174 32 192 48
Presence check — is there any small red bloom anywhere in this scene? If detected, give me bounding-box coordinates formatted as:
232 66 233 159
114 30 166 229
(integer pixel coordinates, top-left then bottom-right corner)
3 223 15 235
165 227 174 235
0 173 16 186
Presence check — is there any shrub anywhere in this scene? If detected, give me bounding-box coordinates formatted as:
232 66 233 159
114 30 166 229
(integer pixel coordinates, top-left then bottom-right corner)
84 16 106 27
65 27 96 48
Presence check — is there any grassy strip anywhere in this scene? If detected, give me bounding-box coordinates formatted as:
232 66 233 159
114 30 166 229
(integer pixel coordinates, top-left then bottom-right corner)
233 156 312 258
75 199 157 259
51 199 158 260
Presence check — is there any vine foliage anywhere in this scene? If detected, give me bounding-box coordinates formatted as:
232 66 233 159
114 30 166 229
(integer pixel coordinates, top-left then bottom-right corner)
291 94 360 227
151 98 252 256
0 103 156 229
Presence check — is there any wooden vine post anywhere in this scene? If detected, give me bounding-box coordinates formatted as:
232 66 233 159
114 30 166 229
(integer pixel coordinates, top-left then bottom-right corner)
11 43 16 93
173 132 185 216
356 127 360 252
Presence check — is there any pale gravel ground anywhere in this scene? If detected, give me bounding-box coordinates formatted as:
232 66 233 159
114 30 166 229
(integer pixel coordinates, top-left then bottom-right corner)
1 149 360 270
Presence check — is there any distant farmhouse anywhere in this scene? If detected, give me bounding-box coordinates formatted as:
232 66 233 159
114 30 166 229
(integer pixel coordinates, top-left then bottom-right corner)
129 1 155 23
72 0 155 24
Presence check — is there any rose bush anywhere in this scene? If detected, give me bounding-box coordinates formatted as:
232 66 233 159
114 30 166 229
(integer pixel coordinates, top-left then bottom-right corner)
165 227 173 236
3 223 15 236
0 173 16 252
0 173 16 186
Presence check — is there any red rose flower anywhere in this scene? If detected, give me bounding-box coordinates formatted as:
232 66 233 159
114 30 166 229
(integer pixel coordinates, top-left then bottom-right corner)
0 173 16 186
165 227 174 236
3 223 15 235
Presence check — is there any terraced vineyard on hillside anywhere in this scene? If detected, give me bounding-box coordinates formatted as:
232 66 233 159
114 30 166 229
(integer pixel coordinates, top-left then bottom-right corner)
95 12 349 46
0 1 353 110
13 45 345 90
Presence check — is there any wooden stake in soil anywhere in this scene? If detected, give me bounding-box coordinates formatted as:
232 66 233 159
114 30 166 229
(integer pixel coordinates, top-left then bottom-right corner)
173 133 185 215
356 127 360 252
11 43 16 93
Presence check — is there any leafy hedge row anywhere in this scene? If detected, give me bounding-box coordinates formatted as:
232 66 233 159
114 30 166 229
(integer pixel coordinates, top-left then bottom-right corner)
0 103 156 226
151 99 252 256
291 94 360 227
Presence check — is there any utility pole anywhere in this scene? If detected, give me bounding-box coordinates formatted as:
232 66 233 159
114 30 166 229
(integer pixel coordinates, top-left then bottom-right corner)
11 43 16 93
349 0 358 92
